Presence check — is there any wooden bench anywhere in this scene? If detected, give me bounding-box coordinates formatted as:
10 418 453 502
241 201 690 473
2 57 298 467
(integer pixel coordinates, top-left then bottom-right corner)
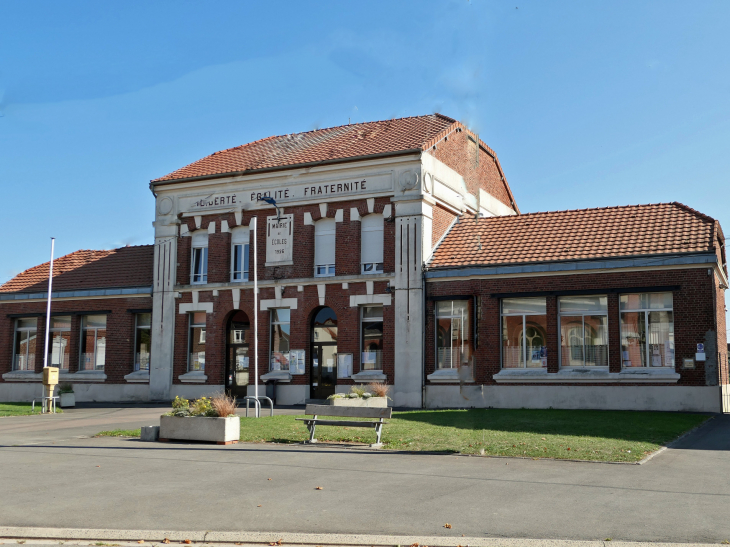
296 404 392 448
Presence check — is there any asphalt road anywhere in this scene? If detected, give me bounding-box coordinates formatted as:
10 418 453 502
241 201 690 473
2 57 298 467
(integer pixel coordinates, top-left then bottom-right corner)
0 408 728 543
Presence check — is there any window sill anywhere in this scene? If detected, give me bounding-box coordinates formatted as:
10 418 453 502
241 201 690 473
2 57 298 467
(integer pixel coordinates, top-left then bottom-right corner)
2 371 42 382
260 371 292 383
65 370 107 382
352 370 387 383
493 368 680 384
427 367 474 384
125 370 150 383
179 371 207 383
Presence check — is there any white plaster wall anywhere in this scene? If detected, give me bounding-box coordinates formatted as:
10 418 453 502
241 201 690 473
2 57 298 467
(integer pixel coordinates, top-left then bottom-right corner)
425 385 722 413
171 384 223 400
0 383 153 403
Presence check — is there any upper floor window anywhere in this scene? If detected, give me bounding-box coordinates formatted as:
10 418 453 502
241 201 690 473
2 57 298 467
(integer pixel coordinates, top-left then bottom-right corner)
80 315 107 371
188 312 206 372
501 298 547 369
436 300 472 369
620 292 674 368
559 296 608 367
134 313 151 371
13 318 37 371
49 316 71 370
314 218 335 277
361 214 384 274
231 227 250 282
191 230 208 284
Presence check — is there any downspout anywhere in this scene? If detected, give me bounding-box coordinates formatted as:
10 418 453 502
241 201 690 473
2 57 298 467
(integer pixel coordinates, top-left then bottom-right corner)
422 267 427 409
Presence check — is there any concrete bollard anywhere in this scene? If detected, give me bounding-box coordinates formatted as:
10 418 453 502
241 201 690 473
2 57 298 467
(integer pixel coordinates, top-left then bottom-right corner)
140 425 160 442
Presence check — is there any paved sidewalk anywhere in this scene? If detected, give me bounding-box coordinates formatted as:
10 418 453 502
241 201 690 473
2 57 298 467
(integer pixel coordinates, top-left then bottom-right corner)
1 412 729 543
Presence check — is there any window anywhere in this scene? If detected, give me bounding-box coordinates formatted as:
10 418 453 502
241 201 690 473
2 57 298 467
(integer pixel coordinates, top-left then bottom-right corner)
231 227 250 282
191 231 208 284
314 218 335 277
361 214 384 274
436 300 472 369
13 318 37 371
134 313 151 371
559 296 608 367
188 312 206 371
501 298 547 368
620 292 674 368
49 316 71 370
270 308 290 371
361 306 383 370
80 315 107 371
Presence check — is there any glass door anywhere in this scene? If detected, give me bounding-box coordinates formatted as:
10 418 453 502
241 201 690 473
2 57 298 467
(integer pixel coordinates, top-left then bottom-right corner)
226 311 250 398
310 307 337 400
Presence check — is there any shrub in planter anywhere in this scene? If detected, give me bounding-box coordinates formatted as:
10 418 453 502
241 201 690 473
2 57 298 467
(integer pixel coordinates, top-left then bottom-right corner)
160 394 240 443
58 383 75 408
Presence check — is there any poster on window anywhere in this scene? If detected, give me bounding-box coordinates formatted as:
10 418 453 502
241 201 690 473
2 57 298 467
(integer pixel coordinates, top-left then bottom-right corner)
289 349 305 375
531 347 547 367
270 351 289 371
337 353 353 378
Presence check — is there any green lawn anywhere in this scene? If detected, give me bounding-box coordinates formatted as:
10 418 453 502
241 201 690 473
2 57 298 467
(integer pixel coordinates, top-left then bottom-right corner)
96 409 709 462
95 428 141 437
237 409 708 462
0 403 62 417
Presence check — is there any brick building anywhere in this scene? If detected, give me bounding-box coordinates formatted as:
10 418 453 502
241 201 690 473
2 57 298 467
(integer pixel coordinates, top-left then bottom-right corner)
1 113 727 411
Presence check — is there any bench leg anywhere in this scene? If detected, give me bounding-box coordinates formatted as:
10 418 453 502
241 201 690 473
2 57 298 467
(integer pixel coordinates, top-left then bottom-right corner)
374 419 384 446
307 415 318 443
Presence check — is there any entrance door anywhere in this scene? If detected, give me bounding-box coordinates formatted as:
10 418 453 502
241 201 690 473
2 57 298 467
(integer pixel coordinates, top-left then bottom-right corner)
226 311 250 399
310 307 337 400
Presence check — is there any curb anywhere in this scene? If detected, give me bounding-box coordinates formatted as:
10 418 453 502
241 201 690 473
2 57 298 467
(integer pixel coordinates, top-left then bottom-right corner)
0 527 726 547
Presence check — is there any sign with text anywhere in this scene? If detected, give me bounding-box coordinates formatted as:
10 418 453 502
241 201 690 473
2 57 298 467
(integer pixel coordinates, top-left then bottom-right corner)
266 214 293 266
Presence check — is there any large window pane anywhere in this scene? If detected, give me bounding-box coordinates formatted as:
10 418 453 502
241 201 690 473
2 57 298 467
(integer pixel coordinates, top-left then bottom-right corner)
584 315 608 366
560 316 584 367
50 316 71 370
502 298 546 315
648 311 674 367
524 316 548 368
135 313 151 371
192 247 208 284
559 296 609 367
621 311 645 367
270 309 291 371
620 293 674 368
436 300 472 370
502 315 524 368
361 306 383 371
559 296 607 313
80 315 106 371
189 313 206 371
14 318 37 371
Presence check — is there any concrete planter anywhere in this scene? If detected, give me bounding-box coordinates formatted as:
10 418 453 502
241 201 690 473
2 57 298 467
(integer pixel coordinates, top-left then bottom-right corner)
330 397 388 408
59 392 75 408
159 415 240 444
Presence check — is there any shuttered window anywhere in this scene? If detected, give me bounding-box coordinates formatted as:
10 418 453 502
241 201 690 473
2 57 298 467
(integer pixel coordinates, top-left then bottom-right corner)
361 214 384 274
314 218 336 277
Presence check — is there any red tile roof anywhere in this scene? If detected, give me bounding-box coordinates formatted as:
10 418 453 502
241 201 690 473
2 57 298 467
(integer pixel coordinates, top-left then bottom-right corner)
152 114 459 183
428 202 724 269
0 245 154 294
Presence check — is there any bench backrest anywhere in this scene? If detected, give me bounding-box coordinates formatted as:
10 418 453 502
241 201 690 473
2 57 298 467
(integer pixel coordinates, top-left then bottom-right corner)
305 404 392 419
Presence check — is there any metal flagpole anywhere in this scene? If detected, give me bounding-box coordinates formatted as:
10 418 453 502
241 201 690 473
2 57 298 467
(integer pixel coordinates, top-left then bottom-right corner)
43 238 55 369
251 217 259 418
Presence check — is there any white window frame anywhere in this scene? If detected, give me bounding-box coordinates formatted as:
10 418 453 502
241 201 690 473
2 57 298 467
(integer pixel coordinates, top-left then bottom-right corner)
269 308 291 371
500 298 547 369
435 300 471 370
231 227 250 282
620 292 674 369
13 318 37 371
134 313 152 372
191 230 208 285
360 305 384 371
314 219 336 278
49 316 71 370
558 296 609 368
361 213 384 274
80 315 107 371
188 312 206 372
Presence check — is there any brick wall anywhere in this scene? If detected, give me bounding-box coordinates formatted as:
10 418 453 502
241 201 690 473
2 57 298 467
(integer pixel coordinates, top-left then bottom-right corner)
425 267 719 386
432 205 457 247
426 130 515 210
173 280 394 389
0 296 153 384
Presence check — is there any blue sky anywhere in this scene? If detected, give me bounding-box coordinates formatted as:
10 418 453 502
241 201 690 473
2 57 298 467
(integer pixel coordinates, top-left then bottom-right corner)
1 0 728 332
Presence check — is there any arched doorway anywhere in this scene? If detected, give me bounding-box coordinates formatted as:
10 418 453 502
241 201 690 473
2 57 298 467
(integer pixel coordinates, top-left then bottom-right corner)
226 311 250 398
310 307 337 400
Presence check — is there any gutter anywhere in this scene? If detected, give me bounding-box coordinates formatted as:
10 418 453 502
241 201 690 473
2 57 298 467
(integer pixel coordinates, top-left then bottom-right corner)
148 148 423 193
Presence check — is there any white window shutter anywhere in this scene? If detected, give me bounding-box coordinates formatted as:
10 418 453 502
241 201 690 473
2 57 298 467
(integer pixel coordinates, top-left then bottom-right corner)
361 214 384 264
314 219 336 266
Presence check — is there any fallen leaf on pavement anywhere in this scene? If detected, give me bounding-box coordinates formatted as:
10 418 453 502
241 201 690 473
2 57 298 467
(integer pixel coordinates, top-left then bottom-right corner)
268 478 272 480
444 523 452 529
182 540 191 545
315 486 323 490
162 539 170 544
257 505 262 507
138 541 144 544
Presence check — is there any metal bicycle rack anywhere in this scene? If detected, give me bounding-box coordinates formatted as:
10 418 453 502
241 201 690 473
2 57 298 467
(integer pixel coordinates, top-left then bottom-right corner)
242 395 274 417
